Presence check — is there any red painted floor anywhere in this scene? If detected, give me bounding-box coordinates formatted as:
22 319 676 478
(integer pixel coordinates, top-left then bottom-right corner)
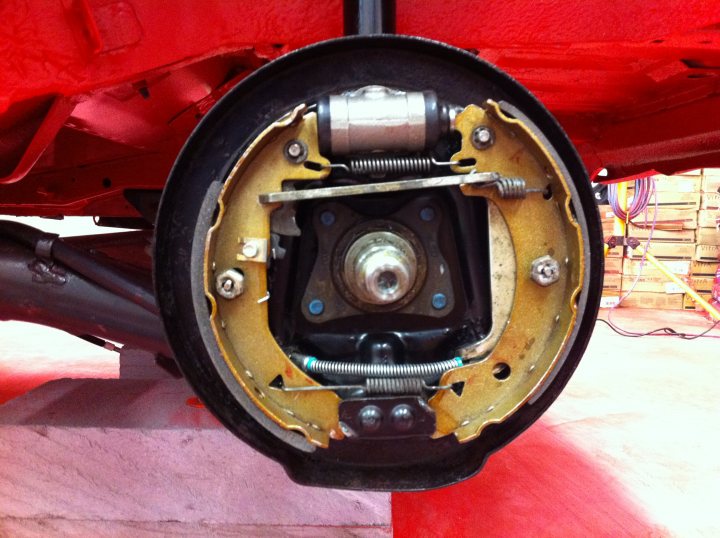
393 308 720 537
1 308 719 536
393 422 663 537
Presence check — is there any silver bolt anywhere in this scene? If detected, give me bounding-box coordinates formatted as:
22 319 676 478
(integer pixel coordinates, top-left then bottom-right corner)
358 405 383 433
242 242 259 259
215 269 245 299
531 255 561 286
471 126 494 149
284 139 308 163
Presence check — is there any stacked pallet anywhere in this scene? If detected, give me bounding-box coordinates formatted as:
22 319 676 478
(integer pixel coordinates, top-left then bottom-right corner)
618 173 700 309
684 170 720 311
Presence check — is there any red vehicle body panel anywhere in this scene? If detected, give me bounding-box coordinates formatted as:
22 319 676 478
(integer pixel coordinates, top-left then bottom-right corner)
2 0 720 217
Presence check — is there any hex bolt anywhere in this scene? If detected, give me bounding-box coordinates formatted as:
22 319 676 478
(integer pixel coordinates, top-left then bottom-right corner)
390 404 415 432
320 210 336 226
531 255 561 286
284 139 308 163
242 242 259 259
419 206 435 222
471 125 495 150
308 299 325 316
215 269 245 300
432 293 448 310
358 405 383 433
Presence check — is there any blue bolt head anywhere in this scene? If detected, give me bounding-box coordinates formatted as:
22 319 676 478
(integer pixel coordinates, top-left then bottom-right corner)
308 299 325 315
431 293 448 310
420 206 435 222
320 211 335 226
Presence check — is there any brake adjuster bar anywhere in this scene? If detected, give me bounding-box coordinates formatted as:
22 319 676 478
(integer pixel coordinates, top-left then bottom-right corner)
258 172 532 204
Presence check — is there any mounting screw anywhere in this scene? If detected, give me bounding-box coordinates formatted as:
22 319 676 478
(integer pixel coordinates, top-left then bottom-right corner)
471 126 495 150
215 269 245 299
531 255 561 286
358 405 383 433
432 293 448 310
284 139 308 164
419 206 435 222
242 242 259 259
391 404 415 432
320 210 336 226
308 299 325 316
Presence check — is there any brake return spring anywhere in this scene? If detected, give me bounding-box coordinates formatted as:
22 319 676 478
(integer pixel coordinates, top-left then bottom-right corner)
494 177 527 199
298 354 463 378
349 155 438 176
366 377 424 394
272 374 453 394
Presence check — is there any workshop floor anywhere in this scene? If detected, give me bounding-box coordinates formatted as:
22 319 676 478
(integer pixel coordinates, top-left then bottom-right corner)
1 308 718 537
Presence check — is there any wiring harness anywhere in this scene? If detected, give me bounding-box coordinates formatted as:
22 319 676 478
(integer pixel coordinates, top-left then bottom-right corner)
602 177 719 339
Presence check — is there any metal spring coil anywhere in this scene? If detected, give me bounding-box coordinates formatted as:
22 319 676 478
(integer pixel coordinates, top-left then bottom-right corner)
495 177 527 199
365 377 424 395
349 155 434 176
301 355 463 378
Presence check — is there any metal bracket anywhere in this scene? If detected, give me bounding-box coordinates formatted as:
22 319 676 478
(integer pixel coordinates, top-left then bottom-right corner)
339 396 436 439
605 235 640 249
237 237 268 263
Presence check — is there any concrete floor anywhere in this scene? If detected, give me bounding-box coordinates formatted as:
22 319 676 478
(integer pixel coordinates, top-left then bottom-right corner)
1 308 719 536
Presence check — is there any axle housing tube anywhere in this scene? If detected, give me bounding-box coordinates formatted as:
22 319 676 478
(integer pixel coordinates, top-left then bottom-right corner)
0 235 170 356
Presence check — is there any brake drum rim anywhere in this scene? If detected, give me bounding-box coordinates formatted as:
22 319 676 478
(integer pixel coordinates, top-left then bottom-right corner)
152 35 601 488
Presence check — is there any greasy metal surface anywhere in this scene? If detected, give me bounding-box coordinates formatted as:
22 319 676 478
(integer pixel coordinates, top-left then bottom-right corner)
429 101 583 442
205 107 342 447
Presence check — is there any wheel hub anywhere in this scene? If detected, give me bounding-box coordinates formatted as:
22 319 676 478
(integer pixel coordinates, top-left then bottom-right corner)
343 230 419 306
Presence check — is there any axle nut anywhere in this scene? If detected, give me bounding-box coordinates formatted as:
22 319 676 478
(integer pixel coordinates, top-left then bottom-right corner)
531 255 560 286
215 269 245 299
343 231 418 305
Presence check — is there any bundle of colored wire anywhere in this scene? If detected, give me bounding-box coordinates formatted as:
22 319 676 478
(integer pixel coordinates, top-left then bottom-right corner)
607 177 656 221
614 177 657 304
603 176 718 338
